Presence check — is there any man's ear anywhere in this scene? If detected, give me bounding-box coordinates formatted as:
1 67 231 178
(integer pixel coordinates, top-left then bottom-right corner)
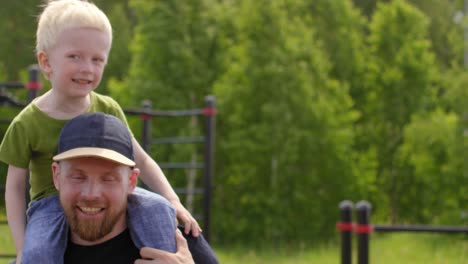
128 168 139 193
37 51 51 79
52 162 60 191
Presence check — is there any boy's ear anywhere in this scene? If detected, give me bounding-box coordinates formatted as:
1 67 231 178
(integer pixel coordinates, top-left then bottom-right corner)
37 51 51 78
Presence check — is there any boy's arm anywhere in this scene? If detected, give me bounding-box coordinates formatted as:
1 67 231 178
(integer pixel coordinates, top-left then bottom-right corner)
5 165 28 263
132 138 202 237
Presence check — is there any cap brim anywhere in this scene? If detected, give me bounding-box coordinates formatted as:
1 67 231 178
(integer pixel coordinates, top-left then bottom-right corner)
53 147 135 166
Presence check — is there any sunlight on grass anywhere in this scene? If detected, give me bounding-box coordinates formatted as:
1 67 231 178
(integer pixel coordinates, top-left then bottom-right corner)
215 233 468 264
0 223 15 264
0 215 466 264
214 244 339 264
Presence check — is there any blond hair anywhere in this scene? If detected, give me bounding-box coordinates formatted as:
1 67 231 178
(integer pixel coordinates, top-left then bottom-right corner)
36 0 112 54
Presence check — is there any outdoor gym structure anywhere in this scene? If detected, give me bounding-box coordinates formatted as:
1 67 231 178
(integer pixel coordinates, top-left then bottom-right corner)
337 200 468 264
0 64 216 259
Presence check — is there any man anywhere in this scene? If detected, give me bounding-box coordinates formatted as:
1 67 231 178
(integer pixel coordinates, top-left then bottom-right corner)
51 112 218 263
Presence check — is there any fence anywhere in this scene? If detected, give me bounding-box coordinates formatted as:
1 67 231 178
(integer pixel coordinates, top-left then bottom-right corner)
0 65 216 259
123 96 216 241
337 200 468 264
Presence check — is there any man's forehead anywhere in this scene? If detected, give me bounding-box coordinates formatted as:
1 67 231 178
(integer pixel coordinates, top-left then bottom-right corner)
59 157 129 173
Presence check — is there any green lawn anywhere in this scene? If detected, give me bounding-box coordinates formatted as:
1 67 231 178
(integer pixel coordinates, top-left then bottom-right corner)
0 224 14 264
0 223 467 264
213 233 467 264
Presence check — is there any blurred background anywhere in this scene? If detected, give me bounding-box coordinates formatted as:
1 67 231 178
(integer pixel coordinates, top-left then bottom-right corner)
0 0 467 263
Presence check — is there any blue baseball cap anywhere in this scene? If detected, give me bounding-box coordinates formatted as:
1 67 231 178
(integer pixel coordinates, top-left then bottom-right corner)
53 112 135 166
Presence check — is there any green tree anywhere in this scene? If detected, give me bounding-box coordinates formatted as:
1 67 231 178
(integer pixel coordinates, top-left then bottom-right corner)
0 0 38 80
364 0 438 222
112 0 226 221
398 109 465 224
212 0 358 245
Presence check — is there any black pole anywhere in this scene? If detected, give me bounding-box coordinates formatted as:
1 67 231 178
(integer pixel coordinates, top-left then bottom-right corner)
356 201 372 264
203 95 216 242
141 100 152 152
140 100 152 189
338 200 354 264
25 64 42 205
27 64 42 102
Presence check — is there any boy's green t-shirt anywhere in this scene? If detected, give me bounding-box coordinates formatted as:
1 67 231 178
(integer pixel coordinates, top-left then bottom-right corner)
0 92 130 201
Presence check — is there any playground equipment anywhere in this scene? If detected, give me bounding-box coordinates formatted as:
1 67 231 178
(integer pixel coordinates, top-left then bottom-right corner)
0 65 216 259
337 200 468 264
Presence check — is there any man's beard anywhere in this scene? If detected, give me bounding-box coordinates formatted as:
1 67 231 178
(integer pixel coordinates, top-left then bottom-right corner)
61 198 127 242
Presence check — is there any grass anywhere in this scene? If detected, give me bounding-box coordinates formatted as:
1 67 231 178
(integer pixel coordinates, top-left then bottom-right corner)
0 223 467 264
213 233 467 264
0 223 14 264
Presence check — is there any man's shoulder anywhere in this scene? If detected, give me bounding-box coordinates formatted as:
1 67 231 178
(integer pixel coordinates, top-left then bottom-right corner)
128 187 175 210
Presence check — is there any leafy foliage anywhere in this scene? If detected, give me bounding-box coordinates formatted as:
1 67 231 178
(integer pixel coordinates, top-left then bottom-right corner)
0 0 466 246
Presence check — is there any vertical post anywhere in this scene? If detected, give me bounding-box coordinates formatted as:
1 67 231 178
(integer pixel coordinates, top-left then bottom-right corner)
26 64 42 103
338 201 354 264
464 111 468 180
465 0 468 67
140 100 152 190
25 64 42 204
356 201 372 264
141 100 152 152
202 95 216 242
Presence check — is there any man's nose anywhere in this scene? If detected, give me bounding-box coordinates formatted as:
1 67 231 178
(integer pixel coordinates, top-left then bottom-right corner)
81 181 102 198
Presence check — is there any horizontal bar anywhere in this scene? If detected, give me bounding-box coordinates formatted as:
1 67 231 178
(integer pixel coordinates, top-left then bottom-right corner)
0 220 7 225
0 254 16 259
174 188 204 195
124 108 204 117
0 82 24 89
159 162 204 169
152 136 205 144
0 118 13 124
0 96 27 108
374 224 468 233
192 214 202 220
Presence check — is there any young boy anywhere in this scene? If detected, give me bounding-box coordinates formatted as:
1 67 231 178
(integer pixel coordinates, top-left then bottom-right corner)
0 1 201 263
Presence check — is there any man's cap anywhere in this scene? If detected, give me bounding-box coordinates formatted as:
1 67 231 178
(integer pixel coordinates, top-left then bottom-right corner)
53 112 135 166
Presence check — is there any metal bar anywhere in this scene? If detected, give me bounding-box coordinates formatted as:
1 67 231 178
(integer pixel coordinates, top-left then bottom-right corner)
125 108 204 117
0 95 27 108
202 95 216 242
338 201 353 264
374 225 468 233
0 82 24 89
174 188 204 195
356 201 371 264
0 254 16 259
27 65 42 102
152 136 205 144
159 162 204 169
0 118 13 124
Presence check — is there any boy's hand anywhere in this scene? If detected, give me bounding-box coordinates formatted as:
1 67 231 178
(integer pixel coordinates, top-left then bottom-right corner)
135 229 194 264
171 200 202 237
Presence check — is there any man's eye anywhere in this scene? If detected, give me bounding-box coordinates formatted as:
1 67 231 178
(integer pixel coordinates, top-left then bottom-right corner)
103 176 117 182
69 174 85 180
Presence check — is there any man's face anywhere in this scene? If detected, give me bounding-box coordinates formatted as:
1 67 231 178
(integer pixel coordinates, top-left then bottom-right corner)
52 157 138 245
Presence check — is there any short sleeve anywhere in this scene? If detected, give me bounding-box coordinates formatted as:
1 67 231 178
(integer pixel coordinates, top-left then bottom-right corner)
0 119 31 168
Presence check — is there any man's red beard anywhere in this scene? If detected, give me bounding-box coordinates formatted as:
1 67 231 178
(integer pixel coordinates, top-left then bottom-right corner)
61 198 127 241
